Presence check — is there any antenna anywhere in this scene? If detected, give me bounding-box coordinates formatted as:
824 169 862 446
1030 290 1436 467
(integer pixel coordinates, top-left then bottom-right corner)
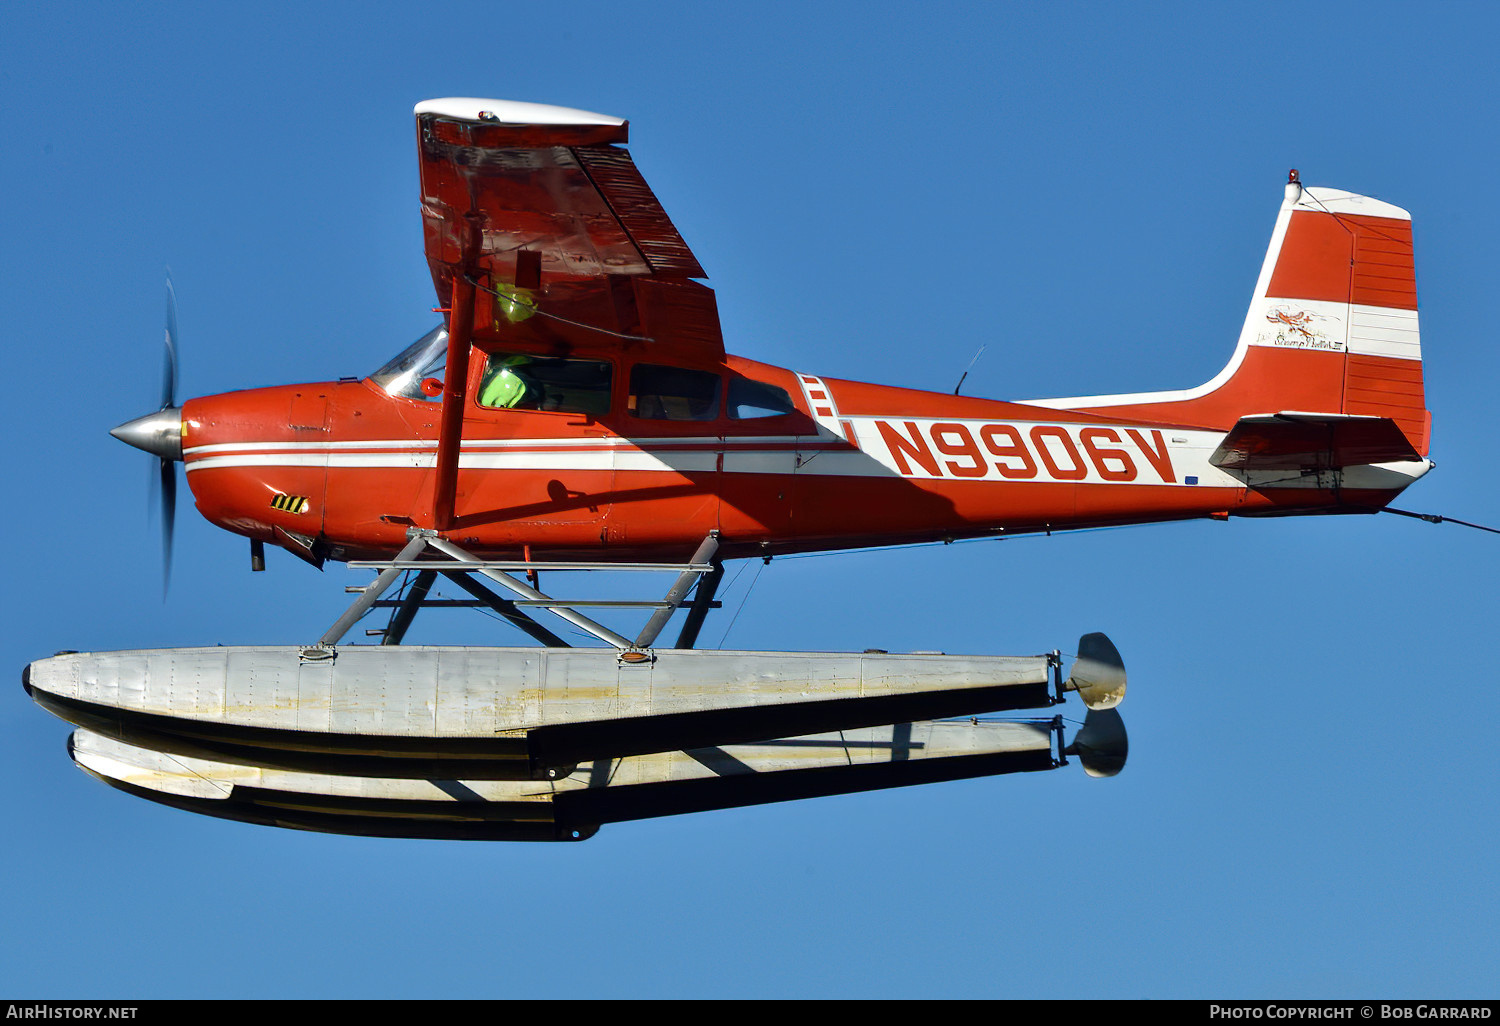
954 345 987 395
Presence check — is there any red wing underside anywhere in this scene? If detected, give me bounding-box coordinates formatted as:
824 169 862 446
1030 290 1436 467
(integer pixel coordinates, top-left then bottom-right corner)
415 112 718 355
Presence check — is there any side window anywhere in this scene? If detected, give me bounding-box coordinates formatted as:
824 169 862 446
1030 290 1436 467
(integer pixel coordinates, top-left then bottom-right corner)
477 352 613 416
728 377 796 419
629 364 722 421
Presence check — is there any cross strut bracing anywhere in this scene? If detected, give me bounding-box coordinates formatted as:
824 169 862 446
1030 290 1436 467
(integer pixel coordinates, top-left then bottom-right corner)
318 529 724 651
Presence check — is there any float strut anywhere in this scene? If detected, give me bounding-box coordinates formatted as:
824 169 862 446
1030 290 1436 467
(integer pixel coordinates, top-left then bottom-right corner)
381 570 436 646
438 571 570 648
635 532 720 649
426 536 633 648
674 559 725 650
319 532 432 645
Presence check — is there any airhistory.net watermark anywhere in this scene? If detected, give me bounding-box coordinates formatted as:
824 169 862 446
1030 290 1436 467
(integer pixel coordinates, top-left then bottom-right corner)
6 1007 137 1019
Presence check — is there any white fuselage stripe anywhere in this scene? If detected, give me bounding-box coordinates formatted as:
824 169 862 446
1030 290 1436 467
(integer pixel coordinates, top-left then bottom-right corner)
185 422 1234 486
183 435 821 456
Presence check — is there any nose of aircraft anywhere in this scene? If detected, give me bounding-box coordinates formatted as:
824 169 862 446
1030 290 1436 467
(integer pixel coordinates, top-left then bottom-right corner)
111 407 184 461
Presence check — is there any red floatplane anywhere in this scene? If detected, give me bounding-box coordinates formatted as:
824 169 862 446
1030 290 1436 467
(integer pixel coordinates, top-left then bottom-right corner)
23 99 1430 840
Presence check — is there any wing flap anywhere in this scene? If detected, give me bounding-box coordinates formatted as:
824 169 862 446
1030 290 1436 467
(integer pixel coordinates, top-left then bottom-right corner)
575 147 705 278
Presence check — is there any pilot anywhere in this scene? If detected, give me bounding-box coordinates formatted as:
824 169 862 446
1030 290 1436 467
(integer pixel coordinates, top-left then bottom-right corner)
478 354 537 409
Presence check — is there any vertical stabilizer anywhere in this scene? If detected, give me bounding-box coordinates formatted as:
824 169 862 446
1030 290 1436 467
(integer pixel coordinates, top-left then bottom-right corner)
1029 174 1429 457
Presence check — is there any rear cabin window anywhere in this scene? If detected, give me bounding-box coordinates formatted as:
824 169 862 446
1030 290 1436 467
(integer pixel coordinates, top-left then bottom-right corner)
728 377 797 419
629 364 722 421
477 352 613 416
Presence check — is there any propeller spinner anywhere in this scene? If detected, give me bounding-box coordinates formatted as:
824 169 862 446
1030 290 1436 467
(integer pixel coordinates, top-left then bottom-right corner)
110 278 183 592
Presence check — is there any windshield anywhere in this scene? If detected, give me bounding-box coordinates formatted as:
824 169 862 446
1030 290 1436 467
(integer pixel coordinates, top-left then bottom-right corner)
370 324 448 399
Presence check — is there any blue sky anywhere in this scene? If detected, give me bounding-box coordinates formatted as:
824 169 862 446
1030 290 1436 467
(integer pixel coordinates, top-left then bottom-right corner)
3 0 1497 999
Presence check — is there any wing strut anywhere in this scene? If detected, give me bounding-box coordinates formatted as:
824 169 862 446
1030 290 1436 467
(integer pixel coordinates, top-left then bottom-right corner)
432 271 477 530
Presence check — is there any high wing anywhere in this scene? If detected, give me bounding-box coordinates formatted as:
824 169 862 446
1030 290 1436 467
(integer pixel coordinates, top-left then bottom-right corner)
415 98 722 359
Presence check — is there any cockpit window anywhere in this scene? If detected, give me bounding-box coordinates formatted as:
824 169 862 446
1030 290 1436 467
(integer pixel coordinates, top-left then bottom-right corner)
477 351 613 415
371 324 448 401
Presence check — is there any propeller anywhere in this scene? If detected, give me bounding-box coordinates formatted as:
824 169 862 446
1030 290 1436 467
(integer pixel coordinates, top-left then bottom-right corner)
158 278 179 591
112 276 184 595
162 276 178 411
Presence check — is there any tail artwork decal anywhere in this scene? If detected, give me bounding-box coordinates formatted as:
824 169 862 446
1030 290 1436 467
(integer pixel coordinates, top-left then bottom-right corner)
1027 173 1429 457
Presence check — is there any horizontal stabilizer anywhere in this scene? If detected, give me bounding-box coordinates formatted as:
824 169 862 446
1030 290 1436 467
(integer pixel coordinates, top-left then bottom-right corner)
1209 413 1421 472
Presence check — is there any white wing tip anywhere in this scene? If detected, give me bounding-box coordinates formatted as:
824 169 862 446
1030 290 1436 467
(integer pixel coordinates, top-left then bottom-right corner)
414 97 625 127
1295 185 1410 221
